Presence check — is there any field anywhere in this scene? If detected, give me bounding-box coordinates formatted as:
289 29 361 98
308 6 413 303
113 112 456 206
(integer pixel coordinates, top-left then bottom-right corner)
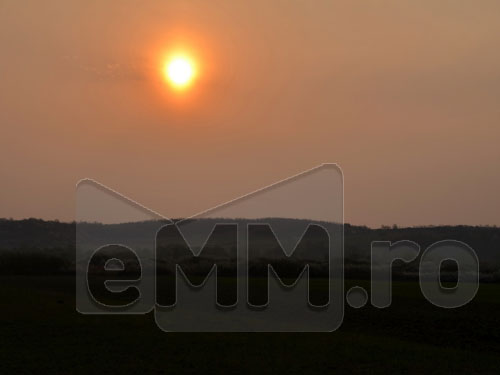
1 276 500 374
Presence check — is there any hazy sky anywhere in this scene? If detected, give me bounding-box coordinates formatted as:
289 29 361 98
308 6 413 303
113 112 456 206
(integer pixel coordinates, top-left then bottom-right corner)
1 0 499 227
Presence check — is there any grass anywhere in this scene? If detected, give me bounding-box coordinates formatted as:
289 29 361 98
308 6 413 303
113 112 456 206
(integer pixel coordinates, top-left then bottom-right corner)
1 276 500 373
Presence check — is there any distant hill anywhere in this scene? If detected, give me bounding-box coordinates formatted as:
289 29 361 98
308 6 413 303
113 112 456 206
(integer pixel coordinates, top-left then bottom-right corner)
0 218 499 279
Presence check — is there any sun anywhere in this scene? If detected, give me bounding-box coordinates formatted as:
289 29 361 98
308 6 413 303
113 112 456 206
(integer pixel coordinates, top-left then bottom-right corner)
164 55 196 90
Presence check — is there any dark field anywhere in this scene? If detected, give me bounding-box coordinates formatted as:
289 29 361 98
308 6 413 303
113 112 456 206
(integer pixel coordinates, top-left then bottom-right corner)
2 276 500 374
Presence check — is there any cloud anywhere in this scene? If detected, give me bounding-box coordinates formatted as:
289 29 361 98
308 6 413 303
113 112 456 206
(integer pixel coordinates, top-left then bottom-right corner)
63 55 145 81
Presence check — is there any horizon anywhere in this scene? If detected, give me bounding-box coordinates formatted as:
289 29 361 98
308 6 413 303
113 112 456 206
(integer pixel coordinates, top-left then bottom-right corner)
3 216 499 230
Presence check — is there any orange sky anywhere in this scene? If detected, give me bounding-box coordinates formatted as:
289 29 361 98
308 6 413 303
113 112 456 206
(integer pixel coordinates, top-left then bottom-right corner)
1 0 500 227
